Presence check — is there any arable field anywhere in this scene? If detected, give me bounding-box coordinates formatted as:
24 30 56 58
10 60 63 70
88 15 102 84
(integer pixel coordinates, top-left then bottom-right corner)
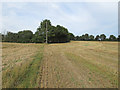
2 41 118 88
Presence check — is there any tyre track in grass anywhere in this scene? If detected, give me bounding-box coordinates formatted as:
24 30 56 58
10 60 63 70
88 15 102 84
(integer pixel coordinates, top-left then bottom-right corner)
2 44 44 88
16 45 44 88
38 64 43 87
38 41 118 88
48 50 56 88
65 52 117 88
47 45 72 88
41 45 60 88
41 44 86 88
44 56 49 88
39 46 53 88
40 60 45 88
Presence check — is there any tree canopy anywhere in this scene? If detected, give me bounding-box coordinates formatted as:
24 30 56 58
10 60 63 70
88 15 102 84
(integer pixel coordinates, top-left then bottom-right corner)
1 19 119 43
32 19 70 43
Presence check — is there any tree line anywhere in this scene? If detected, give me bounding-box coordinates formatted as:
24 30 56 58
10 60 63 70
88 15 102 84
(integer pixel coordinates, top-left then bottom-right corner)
74 34 120 41
1 19 120 43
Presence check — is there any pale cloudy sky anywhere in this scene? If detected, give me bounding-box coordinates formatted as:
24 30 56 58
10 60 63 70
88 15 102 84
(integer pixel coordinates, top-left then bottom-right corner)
1 1 118 37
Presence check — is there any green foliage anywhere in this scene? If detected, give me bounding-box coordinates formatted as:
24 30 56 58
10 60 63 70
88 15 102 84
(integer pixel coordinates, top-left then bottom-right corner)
89 35 94 41
74 36 79 41
4 32 18 42
69 33 75 40
95 35 100 41
32 31 45 43
75 34 93 41
3 30 33 43
118 35 120 41
99 34 106 41
17 30 33 43
109 35 117 41
33 19 70 43
2 19 118 43
84 33 89 41
74 34 117 41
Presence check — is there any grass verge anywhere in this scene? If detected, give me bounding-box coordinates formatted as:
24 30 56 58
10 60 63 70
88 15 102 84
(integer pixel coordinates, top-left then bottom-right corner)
2 45 44 88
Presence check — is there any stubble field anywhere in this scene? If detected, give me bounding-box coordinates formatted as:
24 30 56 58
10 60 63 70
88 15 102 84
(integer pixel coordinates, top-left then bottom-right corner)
2 41 118 88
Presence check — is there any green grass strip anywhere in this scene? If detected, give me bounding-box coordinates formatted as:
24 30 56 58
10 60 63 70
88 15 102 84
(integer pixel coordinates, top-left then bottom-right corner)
2 45 44 88
15 45 44 88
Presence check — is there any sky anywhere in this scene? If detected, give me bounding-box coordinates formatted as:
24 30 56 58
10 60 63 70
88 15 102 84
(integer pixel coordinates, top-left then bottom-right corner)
1 1 118 37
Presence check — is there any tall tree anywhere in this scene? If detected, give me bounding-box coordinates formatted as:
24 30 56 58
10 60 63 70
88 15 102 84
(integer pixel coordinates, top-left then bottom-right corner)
4 32 18 42
81 35 85 40
33 19 70 43
47 26 56 43
35 19 52 43
109 35 116 41
55 25 70 43
75 36 79 41
118 35 120 41
18 30 33 43
84 33 89 41
89 35 94 41
100 34 106 41
69 33 75 40
95 35 100 41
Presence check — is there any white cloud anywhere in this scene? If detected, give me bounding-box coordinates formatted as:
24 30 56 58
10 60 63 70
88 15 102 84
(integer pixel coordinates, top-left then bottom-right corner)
4 3 27 9
1 2 118 37
0 0 119 2
41 3 99 35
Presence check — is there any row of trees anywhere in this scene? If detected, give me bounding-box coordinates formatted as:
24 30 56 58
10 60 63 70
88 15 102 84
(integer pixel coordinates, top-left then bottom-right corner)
1 19 120 43
2 19 70 43
2 30 33 43
74 33 120 41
